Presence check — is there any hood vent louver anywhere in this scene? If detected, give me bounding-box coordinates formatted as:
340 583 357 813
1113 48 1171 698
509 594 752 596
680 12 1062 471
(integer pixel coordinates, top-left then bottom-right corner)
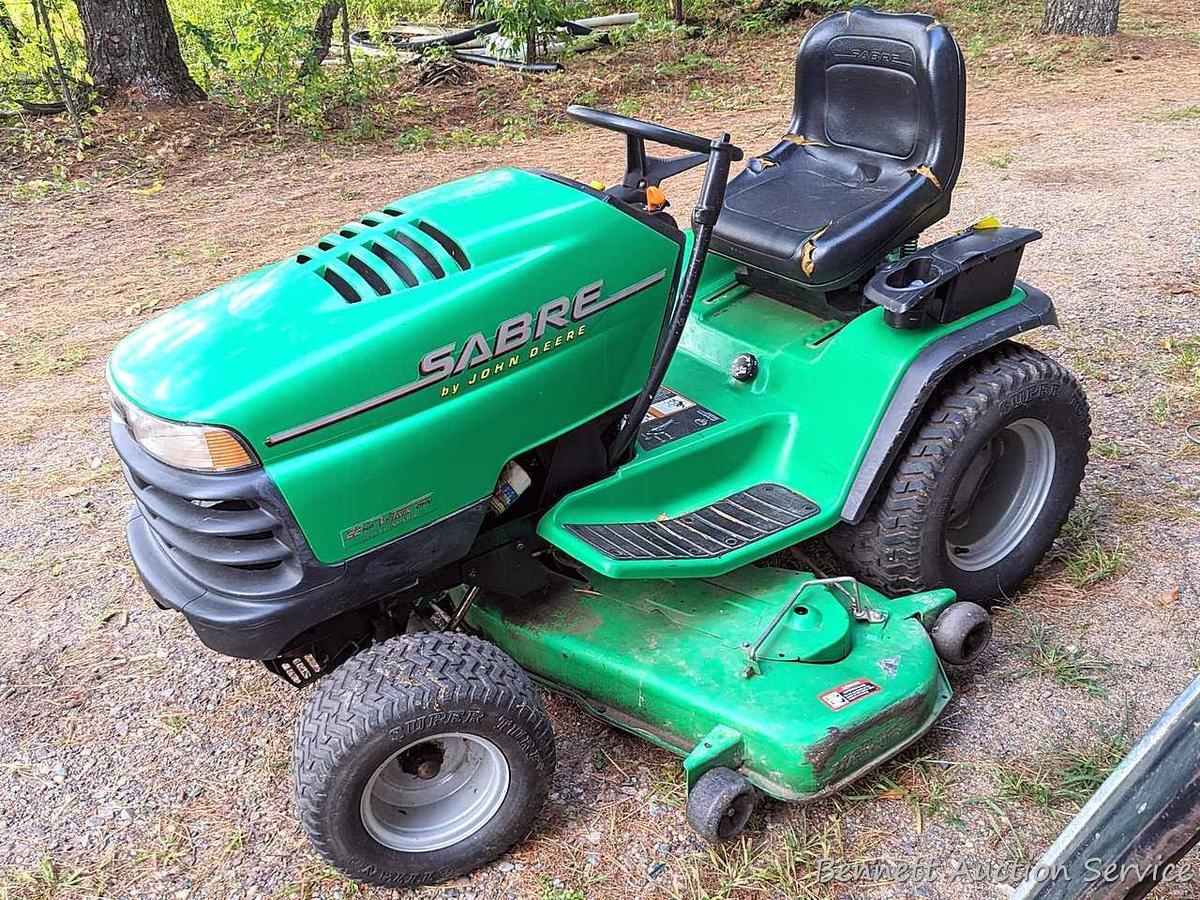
415 221 471 271
322 267 360 304
391 231 445 279
345 253 391 296
369 243 419 287
294 209 471 304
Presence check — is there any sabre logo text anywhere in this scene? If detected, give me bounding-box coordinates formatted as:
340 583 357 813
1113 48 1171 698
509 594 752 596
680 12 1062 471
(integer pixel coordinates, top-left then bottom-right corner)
416 269 665 390
263 269 666 446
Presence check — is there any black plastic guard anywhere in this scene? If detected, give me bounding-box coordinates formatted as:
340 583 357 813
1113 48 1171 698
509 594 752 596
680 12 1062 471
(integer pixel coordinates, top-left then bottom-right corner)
840 281 1058 524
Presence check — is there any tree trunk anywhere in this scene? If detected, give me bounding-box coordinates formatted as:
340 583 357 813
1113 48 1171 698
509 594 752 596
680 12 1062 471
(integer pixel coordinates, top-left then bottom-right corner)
525 24 536 65
339 0 352 69
671 0 684 25
74 0 205 103
303 0 340 77
1041 0 1119 36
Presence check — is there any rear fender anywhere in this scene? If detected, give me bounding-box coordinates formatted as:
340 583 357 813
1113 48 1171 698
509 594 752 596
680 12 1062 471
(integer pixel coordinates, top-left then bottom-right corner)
839 281 1057 524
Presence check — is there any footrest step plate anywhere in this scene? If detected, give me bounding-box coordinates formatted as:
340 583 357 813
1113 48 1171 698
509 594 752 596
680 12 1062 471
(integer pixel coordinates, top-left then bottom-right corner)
563 483 819 561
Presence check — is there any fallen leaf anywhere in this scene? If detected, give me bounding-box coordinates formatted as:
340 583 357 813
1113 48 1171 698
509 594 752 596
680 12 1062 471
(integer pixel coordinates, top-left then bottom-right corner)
132 181 164 196
1155 587 1181 606
911 164 943 190
783 133 827 147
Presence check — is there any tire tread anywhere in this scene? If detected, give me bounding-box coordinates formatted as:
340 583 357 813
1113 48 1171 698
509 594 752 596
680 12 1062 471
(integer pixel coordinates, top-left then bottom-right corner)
828 341 1090 599
293 631 554 887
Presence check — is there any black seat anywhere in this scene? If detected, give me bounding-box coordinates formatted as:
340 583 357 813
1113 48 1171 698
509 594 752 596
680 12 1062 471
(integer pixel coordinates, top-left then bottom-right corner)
711 7 965 292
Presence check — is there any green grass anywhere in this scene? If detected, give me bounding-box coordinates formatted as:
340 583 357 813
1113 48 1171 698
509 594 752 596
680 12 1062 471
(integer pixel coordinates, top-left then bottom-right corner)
1144 104 1200 122
539 886 586 900
393 125 434 152
1051 496 1126 588
1150 392 1172 424
1161 335 1200 377
1064 540 1127 587
13 344 90 377
654 51 735 78
647 770 686 809
1017 617 1112 697
1057 494 1102 547
10 166 92 202
1093 439 1121 459
674 815 846 900
995 717 1130 810
845 753 954 833
983 150 1014 169
0 859 103 900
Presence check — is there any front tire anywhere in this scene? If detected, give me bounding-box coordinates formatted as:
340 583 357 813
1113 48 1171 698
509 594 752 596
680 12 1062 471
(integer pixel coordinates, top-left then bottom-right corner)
828 342 1089 604
293 632 555 888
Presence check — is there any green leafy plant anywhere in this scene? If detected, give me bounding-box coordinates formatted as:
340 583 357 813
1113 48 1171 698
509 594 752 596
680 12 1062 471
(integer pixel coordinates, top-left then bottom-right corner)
482 0 577 63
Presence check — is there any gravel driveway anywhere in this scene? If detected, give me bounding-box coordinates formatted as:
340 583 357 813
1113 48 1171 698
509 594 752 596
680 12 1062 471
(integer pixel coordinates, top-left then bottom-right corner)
1 37 1198 900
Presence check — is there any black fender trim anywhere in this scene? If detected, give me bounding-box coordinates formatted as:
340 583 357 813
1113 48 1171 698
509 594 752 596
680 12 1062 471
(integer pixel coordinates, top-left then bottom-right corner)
840 281 1058 524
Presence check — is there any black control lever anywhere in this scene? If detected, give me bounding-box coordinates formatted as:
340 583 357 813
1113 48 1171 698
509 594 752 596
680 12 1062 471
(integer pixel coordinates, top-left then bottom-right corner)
607 132 739 465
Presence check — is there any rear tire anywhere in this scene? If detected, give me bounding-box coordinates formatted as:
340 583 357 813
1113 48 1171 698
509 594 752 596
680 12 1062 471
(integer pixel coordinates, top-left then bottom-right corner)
828 342 1089 605
293 632 555 888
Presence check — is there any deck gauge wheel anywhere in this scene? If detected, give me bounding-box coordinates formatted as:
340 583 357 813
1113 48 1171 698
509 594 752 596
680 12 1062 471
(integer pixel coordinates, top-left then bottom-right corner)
686 767 759 843
931 601 993 666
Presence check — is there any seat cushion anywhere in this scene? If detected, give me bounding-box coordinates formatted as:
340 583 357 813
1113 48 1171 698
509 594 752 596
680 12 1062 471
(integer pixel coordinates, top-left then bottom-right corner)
719 149 895 258
712 144 948 289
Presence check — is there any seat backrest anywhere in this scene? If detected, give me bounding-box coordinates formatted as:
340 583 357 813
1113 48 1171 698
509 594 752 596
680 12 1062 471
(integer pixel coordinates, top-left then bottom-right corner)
791 7 965 183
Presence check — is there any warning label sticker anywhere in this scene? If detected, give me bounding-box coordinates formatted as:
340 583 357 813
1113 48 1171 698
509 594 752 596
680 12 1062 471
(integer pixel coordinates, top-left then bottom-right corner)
637 386 724 450
818 678 881 711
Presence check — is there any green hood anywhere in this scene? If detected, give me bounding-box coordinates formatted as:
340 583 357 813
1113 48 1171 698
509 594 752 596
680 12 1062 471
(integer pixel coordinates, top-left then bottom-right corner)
108 167 683 562
108 168 647 457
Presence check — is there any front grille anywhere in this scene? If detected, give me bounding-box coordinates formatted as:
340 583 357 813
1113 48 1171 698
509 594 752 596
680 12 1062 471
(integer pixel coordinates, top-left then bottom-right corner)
114 424 304 598
294 206 471 305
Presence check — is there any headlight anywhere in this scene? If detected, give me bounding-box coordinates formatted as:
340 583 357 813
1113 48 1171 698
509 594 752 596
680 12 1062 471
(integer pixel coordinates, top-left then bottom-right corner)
109 380 257 473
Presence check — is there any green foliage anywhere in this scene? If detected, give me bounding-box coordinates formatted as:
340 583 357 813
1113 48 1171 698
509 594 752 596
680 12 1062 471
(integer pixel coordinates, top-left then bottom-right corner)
0 0 407 136
653 50 732 77
482 0 578 62
172 0 342 101
0 0 87 107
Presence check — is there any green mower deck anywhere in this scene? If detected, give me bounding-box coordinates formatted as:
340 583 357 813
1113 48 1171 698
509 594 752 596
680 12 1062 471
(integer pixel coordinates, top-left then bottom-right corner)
469 567 956 800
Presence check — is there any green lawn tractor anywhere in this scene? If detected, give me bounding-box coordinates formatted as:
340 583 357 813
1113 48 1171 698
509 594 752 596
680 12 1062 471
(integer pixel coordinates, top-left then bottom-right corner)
106 7 1090 888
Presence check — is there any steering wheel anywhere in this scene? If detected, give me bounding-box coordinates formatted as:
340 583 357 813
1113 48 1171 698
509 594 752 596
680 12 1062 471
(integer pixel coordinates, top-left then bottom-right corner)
568 105 741 157
567 105 743 196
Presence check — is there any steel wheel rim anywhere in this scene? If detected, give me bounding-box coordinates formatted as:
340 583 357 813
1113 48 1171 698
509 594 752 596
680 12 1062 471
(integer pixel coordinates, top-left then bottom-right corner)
945 417 1056 572
360 732 510 852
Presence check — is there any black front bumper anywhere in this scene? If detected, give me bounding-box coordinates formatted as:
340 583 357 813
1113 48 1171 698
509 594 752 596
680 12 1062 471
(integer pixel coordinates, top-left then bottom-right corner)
113 420 486 659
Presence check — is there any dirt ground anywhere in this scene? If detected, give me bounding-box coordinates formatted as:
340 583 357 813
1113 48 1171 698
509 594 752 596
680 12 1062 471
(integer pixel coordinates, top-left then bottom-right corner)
2 17 1199 900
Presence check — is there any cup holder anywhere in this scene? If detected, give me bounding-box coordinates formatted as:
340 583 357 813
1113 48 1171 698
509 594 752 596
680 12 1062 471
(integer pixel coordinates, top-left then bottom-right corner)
884 256 945 291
